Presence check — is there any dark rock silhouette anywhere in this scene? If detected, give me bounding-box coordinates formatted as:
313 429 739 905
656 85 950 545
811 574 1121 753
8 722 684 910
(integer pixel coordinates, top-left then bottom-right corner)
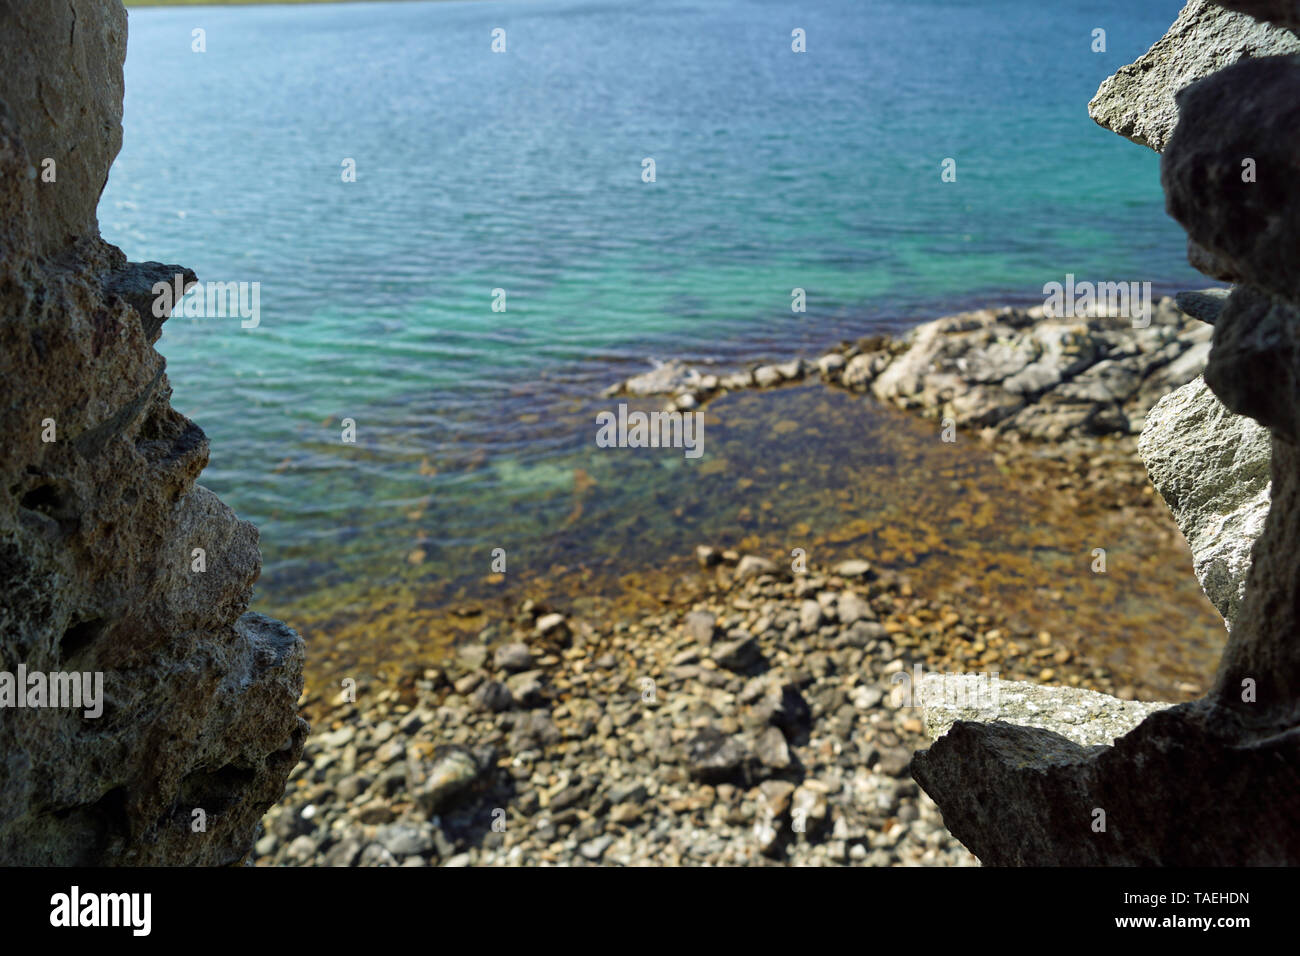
913 0 1300 865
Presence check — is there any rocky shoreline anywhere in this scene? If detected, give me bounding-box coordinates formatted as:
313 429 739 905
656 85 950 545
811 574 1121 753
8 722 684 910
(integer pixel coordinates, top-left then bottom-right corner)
4 0 1288 872
255 546 1137 867
606 294 1216 466
254 0 1300 869
253 294 1222 867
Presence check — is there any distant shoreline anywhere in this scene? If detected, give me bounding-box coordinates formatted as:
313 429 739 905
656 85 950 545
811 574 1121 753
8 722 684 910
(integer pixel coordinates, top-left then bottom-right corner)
125 1 462 7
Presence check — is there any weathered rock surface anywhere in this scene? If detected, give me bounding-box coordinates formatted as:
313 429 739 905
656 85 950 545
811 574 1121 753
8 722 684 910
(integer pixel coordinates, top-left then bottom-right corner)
1163 56 1300 302
912 703 1300 865
1138 377 1270 628
1088 0 1299 153
1202 286 1300 445
920 675 1170 748
859 301 1210 440
0 2 306 864
0 1 127 260
606 359 701 398
1174 286 1230 325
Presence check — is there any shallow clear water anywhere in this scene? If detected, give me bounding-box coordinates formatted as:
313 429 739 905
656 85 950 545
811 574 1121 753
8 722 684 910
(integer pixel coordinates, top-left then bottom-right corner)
102 0 1203 632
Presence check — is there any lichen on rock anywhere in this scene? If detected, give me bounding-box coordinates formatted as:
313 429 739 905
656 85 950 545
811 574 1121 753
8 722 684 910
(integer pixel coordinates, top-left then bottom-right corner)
919 675 1170 749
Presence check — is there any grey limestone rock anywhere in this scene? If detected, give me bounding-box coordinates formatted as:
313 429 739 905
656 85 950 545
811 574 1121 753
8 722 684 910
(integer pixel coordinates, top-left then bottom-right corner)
1089 1 1299 153
1138 376 1271 628
919 675 1171 748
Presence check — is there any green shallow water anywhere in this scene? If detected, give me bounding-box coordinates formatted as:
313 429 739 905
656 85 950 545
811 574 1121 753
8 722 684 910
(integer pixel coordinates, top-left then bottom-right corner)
98 0 1218 691
277 383 1224 703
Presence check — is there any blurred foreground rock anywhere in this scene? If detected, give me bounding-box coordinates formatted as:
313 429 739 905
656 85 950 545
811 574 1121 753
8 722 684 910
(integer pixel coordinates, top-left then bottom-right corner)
0 0 306 864
1139 377 1270 628
912 0 1300 865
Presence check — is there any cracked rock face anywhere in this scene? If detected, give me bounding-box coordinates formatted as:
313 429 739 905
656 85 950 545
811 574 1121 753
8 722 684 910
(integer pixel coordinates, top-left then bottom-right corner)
913 0 1300 866
0 1 306 865
1138 377 1271 628
859 300 1210 439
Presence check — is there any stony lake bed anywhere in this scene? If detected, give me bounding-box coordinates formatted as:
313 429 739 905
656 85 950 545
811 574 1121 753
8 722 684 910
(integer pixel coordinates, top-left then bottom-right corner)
252 297 1228 866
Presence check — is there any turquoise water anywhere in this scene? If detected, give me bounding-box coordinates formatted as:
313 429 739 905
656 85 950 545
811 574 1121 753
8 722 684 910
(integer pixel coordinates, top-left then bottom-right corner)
102 0 1198 607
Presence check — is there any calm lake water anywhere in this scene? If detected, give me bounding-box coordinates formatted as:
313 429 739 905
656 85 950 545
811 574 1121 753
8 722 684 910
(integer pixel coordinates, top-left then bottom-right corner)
100 0 1220 691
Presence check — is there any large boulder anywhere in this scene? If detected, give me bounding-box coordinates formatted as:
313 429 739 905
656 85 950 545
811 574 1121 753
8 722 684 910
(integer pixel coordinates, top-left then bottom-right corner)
913 0 1300 866
1088 0 1299 153
912 702 1300 866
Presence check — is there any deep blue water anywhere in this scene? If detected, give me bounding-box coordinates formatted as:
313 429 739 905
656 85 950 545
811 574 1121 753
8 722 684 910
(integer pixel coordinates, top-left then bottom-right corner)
102 0 1196 608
